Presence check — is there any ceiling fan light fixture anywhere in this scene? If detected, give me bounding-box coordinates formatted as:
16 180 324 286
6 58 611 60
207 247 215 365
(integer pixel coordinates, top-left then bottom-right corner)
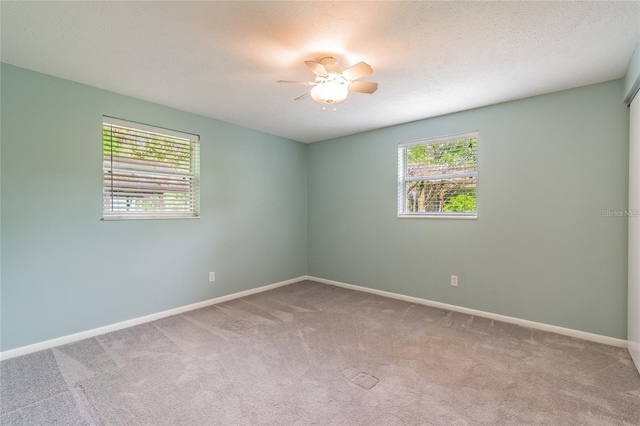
310 80 349 104
278 57 377 106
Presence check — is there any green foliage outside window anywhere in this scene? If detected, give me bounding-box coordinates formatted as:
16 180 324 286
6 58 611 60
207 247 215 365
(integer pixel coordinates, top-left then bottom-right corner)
404 137 477 214
406 138 477 168
443 191 477 213
103 125 192 167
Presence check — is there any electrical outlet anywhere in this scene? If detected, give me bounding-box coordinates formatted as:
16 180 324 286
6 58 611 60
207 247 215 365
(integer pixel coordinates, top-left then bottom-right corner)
209 272 216 282
450 275 458 287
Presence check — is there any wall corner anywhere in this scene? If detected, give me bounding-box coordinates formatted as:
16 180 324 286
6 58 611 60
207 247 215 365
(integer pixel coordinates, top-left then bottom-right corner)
624 43 640 104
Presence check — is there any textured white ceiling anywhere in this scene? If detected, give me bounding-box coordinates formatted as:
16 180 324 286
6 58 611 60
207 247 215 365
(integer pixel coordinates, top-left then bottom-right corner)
1 1 639 143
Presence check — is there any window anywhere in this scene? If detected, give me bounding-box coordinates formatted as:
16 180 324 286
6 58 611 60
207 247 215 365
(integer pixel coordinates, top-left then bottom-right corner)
102 117 200 220
398 132 478 218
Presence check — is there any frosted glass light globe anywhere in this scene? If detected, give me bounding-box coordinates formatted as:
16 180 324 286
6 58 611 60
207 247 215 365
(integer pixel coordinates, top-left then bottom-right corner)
310 81 349 104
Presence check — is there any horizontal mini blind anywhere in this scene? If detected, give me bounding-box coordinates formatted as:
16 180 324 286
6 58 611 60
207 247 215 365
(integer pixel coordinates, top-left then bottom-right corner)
398 131 478 218
102 117 200 220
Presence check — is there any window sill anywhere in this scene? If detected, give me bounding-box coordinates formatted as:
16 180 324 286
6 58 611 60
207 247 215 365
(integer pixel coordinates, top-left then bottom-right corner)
397 214 477 220
101 216 200 221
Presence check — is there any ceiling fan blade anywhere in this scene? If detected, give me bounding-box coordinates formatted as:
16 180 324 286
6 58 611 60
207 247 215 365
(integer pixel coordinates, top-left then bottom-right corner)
342 62 373 81
294 92 310 101
277 80 316 85
349 81 378 94
305 61 328 77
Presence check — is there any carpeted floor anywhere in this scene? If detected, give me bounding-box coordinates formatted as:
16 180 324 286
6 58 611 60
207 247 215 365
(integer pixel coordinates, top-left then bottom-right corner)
1 280 639 425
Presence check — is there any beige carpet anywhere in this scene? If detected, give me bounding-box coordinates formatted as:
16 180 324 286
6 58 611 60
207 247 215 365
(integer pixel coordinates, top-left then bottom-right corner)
1 280 639 425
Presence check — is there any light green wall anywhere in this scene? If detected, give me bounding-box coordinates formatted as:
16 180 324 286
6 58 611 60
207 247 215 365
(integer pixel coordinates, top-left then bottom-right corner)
624 43 640 103
1 64 631 351
0 64 308 351
308 79 629 339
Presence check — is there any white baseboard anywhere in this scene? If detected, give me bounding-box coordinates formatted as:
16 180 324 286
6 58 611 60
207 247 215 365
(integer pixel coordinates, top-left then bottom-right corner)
2 274 628 361
629 340 640 371
0 276 306 361
304 275 629 349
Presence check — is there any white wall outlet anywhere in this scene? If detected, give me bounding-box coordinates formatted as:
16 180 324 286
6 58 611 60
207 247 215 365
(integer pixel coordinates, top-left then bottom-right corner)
450 275 458 287
209 272 216 282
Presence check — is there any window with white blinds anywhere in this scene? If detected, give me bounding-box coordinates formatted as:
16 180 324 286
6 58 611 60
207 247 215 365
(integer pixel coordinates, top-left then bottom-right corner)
102 117 200 220
398 132 478 218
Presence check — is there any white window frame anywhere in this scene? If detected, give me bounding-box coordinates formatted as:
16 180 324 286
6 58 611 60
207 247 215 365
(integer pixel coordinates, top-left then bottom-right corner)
102 116 200 220
398 131 478 219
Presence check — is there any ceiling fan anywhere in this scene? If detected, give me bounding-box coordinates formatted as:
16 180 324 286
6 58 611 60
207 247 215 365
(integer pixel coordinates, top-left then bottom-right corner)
278 56 378 107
